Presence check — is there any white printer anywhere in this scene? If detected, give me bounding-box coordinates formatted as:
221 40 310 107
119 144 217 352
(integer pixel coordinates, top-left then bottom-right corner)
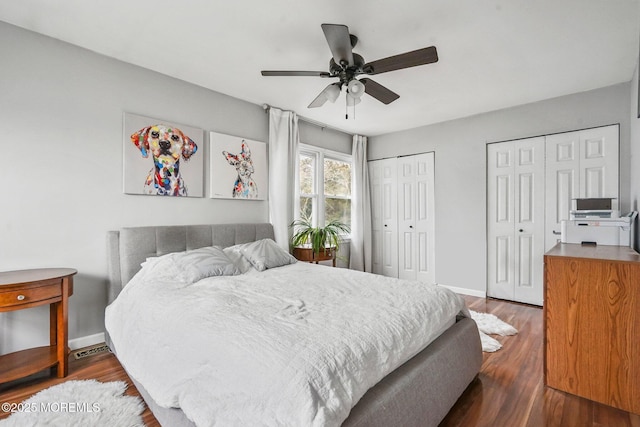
560 198 637 247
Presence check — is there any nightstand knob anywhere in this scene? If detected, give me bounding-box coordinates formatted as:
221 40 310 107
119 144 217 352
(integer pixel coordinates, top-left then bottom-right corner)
16 295 25 301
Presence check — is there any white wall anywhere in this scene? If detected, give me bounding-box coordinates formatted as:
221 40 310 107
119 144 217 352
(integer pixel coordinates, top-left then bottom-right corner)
299 121 352 155
0 21 351 354
369 83 631 295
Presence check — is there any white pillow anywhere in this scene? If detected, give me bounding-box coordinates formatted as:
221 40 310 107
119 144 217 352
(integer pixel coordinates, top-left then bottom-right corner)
136 253 182 282
223 243 256 274
139 246 239 284
174 246 240 284
240 238 297 272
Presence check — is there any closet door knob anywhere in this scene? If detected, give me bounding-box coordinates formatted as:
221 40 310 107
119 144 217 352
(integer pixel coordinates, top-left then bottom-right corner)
519 229 524 232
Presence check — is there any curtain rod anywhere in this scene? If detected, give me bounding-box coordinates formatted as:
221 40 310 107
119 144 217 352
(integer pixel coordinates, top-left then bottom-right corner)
262 103 353 136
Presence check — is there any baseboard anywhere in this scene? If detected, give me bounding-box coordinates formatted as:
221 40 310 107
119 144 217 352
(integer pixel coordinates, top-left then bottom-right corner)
69 332 105 351
438 284 486 298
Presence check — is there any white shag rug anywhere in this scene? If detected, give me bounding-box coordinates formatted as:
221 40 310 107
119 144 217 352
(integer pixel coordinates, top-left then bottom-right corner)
0 380 145 427
470 310 518 352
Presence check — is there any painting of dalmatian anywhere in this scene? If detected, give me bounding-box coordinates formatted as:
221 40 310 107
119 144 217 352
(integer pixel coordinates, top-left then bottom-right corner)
210 132 268 200
123 113 203 197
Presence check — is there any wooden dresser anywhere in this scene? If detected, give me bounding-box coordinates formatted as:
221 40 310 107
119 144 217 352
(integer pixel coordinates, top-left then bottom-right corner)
544 243 640 415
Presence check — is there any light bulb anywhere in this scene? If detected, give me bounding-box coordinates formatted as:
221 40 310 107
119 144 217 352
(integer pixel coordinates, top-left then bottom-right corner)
347 79 365 99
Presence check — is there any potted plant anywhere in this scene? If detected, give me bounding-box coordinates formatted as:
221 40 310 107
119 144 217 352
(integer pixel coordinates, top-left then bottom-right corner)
289 218 351 258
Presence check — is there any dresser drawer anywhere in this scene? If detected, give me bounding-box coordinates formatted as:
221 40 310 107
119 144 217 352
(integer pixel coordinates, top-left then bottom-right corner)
0 282 61 308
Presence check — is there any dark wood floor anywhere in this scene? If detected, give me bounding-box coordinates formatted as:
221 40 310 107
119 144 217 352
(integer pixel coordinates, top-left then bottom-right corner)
1 296 638 426
441 296 640 427
0 347 160 426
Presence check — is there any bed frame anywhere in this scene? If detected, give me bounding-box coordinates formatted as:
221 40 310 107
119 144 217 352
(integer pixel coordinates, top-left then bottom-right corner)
106 223 482 427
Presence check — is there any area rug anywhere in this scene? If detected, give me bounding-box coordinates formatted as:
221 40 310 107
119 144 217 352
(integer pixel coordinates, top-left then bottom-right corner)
470 310 518 352
0 380 145 427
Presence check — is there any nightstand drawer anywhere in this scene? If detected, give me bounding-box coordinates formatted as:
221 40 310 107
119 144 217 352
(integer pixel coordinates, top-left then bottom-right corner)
0 282 61 308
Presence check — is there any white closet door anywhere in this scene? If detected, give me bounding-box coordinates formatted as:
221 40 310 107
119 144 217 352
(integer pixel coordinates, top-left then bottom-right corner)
487 137 545 305
414 153 435 283
544 130 580 251
381 159 399 278
397 156 417 280
513 138 545 305
544 124 619 251
369 154 434 282
579 126 619 205
369 158 398 278
487 141 516 301
369 160 384 275
397 153 435 283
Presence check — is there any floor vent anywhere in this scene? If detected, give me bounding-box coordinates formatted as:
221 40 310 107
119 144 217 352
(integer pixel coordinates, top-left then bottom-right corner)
72 343 111 360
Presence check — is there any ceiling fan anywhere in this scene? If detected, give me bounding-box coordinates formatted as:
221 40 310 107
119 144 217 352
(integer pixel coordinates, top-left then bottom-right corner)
261 23 438 113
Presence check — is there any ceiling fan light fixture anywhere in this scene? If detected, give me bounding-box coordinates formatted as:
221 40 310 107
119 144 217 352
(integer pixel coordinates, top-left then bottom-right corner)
326 83 341 103
347 79 365 99
308 83 343 108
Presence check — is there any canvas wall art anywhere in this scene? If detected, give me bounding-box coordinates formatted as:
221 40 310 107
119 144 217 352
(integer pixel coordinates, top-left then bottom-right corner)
210 132 268 200
123 113 204 197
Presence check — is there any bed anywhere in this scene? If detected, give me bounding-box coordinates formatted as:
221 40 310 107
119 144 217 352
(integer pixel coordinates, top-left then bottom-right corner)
105 223 482 427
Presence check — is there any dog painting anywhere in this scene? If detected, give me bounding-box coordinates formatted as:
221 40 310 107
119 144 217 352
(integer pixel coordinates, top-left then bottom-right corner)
123 113 203 197
222 141 258 198
210 132 267 200
131 124 197 196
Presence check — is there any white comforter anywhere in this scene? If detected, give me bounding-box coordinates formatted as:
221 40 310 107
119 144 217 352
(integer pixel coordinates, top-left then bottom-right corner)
105 262 468 427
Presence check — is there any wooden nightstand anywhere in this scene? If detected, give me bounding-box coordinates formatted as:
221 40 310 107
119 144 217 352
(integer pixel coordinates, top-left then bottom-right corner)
0 268 76 384
292 247 336 267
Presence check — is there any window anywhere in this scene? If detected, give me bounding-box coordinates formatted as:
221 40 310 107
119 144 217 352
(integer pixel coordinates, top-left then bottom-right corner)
297 145 352 231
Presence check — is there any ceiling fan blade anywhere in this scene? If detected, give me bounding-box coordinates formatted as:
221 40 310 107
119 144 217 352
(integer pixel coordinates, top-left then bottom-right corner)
261 70 332 77
360 78 400 104
321 24 354 67
364 46 438 75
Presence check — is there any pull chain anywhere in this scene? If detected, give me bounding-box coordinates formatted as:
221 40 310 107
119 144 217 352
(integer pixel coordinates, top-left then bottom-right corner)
345 96 348 119
344 95 357 120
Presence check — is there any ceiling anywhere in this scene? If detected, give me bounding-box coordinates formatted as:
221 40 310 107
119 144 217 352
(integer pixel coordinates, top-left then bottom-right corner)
1 1 639 136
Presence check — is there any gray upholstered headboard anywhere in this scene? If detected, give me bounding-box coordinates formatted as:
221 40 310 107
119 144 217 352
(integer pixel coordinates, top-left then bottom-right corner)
106 223 275 305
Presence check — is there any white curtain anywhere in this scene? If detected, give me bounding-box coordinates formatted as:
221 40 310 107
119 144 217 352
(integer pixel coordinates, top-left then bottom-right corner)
268 107 299 250
349 135 372 272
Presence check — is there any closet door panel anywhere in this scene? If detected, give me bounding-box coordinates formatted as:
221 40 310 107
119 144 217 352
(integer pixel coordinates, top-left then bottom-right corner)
513 137 545 305
545 125 619 252
369 161 382 274
414 153 435 283
381 159 398 278
579 125 619 209
369 159 398 276
545 132 580 252
398 156 417 280
487 141 516 301
488 137 544 305
369 153 434 283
